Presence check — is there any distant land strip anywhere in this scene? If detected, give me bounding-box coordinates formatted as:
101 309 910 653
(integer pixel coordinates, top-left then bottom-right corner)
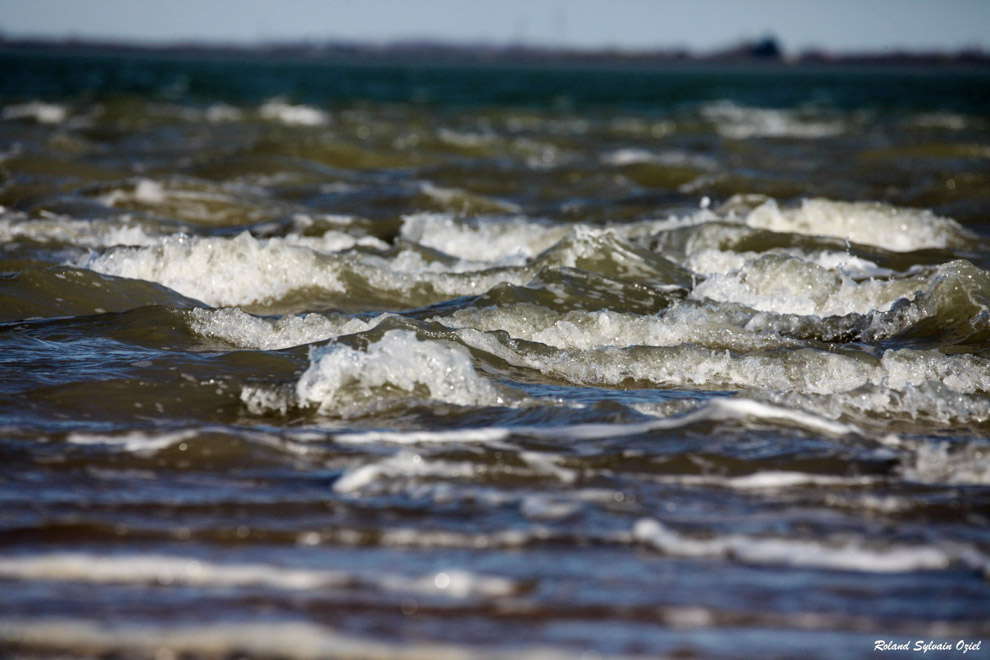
1 34 988 70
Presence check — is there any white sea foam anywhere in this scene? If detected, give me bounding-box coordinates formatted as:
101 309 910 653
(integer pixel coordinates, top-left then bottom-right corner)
743 198 975 252
908 111 971 130
0 212 160 248
187 308 382 350
764 382 990 431
84 232 531 307
204 103 243 123
87 199 972 310
0 619 571 660
374 244 493 275
518 398 861 441
804 250 895 279
903 441 990 485
133 178 166 204
98 179 168 207
665 398 860 436
437 127 498 148
701 101 844 139
331 450 571 504
240 385 295 416
283 230 390 253
400 212 568 264
601 148 716 170
288 330 505 415
326 399 864 454
0 552 347 590
685 246 893 280
2 101 68 124
334 427 512 445
371 527 552 550
633 519 988 574
0 552 516 600
454 326 990 402
65 430 199 456
333 451 480 494
518 494 582 521
84 232 336 307
440 302 799 352
689 253 924 316
712 471 878 490
259 100 330 126
610 209 721 242
290 212 361 230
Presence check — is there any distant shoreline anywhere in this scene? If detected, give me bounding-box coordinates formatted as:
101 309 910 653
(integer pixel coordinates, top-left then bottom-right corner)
2 35 988 71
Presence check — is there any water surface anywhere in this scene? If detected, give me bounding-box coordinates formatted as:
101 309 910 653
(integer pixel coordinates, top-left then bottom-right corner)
1 50 990 658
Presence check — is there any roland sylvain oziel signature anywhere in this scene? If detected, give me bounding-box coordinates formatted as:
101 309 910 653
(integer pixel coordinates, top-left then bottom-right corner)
875 640 982 654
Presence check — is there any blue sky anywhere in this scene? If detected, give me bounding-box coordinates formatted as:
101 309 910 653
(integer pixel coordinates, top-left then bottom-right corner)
1 0 987 53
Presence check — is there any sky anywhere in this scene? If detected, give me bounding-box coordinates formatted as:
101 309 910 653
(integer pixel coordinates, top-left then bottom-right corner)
0 0 987 54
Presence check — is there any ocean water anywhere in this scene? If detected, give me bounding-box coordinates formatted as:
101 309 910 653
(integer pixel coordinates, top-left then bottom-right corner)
1 49 990 658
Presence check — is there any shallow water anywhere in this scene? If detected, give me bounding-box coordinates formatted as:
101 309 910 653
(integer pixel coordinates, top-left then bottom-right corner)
1 49 990 658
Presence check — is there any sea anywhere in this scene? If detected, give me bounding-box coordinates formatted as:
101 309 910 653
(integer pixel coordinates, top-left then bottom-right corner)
1 47 989 659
